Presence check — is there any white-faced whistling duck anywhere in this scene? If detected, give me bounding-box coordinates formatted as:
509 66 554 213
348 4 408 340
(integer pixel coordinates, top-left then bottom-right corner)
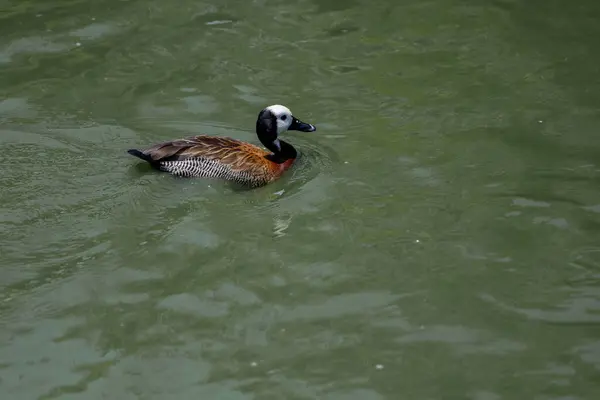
127 105 316 187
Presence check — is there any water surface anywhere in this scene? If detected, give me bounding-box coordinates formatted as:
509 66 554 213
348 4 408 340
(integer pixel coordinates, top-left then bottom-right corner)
2 0 600 398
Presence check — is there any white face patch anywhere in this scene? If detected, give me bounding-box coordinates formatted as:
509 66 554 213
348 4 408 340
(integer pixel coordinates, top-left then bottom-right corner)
266 104 293 134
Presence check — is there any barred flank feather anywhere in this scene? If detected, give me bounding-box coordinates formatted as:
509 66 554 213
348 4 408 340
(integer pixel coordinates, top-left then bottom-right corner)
160 157 268 187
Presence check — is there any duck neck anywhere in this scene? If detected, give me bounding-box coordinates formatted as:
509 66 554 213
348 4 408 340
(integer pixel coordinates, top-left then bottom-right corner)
258 125 297 163
263 138 297 164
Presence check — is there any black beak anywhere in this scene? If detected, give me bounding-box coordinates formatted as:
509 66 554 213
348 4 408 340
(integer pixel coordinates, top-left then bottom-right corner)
289 116 316 132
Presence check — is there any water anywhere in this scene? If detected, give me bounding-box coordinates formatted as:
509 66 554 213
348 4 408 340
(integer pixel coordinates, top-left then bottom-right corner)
1 0 600 398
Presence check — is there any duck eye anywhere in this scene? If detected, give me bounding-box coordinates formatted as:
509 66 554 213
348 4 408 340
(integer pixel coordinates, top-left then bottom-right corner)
281 115 287 121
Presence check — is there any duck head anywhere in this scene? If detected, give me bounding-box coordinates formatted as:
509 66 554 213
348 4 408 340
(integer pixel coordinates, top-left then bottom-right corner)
256 104 316 156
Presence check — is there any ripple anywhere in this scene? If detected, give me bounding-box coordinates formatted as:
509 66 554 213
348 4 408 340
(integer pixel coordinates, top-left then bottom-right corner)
532 216 569 229
512 197 551 208
70 22 118 40
211 283 262 306
0 36 70 64
288 136 338 182
233 85 268 105
323 23 361 38
0 97 37 119
157 293 229 318
161 216 222 250
281 291 400 321
181 95 219 114
0 314 123 398
480 292 600 324
583 204 600 214
396 325 526 355
310 0 360 13
329 64 370 74
191 12 239 26
326 389 385 400
575 341 600 371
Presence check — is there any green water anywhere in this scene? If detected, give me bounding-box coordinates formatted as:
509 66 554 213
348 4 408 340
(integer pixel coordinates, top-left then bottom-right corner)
2 0 600 398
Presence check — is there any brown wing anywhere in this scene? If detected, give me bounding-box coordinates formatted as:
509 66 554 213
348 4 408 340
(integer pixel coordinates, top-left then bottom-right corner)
140 135 274 176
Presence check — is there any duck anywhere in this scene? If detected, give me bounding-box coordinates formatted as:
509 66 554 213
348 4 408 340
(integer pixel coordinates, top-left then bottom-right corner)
127 104 316 187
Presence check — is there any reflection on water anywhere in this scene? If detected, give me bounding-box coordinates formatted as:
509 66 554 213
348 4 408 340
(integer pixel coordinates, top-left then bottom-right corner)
2 0 600 399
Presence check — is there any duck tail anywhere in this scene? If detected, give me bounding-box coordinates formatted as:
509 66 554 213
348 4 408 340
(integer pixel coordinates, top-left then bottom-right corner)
127 149 154 164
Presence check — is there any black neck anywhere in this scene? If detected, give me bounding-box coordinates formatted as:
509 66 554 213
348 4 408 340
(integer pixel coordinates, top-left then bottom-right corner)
257 116 297 163
263 138 297 164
